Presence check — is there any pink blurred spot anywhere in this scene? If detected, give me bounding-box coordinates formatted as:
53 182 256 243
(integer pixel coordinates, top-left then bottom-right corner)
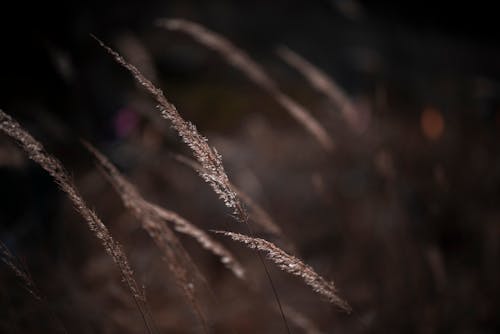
114 108 139 138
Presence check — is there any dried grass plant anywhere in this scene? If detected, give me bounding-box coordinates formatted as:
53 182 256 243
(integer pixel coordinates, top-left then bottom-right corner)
0 31 352 332
92 37 299 332
92 37 351 332
157 18 334 151
92 36 246 223
215 230 351 313
84 143 210 331
0 109 155 333
85 143 245 280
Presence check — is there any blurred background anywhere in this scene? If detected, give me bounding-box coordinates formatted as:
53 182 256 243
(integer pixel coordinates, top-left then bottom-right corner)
1 1 499 333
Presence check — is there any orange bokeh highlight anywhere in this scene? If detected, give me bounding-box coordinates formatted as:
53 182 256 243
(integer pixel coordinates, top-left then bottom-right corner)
421 107 445 140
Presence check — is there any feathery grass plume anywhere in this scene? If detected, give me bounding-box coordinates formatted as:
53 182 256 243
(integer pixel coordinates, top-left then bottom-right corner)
0 110 155 334
214 231 351 313
157 18 334 152
276 46 363 133
84 143 210 332
85 142 245 280
171 153 283 236
92 37 247 222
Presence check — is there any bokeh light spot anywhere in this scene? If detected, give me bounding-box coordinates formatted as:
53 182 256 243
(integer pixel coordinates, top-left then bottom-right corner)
421 107 444 141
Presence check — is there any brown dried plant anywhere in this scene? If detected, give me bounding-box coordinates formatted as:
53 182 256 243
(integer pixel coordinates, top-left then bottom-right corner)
84 143 210 332
276 46 364 133
157 18 334 151
92 37 322 332
214 230 351 313
0 110 155 334
92 36 247 223
85 143 245 280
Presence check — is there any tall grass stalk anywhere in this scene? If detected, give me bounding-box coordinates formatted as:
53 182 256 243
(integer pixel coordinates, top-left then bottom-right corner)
0 109 155 333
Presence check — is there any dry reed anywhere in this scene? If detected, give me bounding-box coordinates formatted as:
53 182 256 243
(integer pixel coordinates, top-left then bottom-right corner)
0 109 155 333
157 18 334 151
214 230 351 313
